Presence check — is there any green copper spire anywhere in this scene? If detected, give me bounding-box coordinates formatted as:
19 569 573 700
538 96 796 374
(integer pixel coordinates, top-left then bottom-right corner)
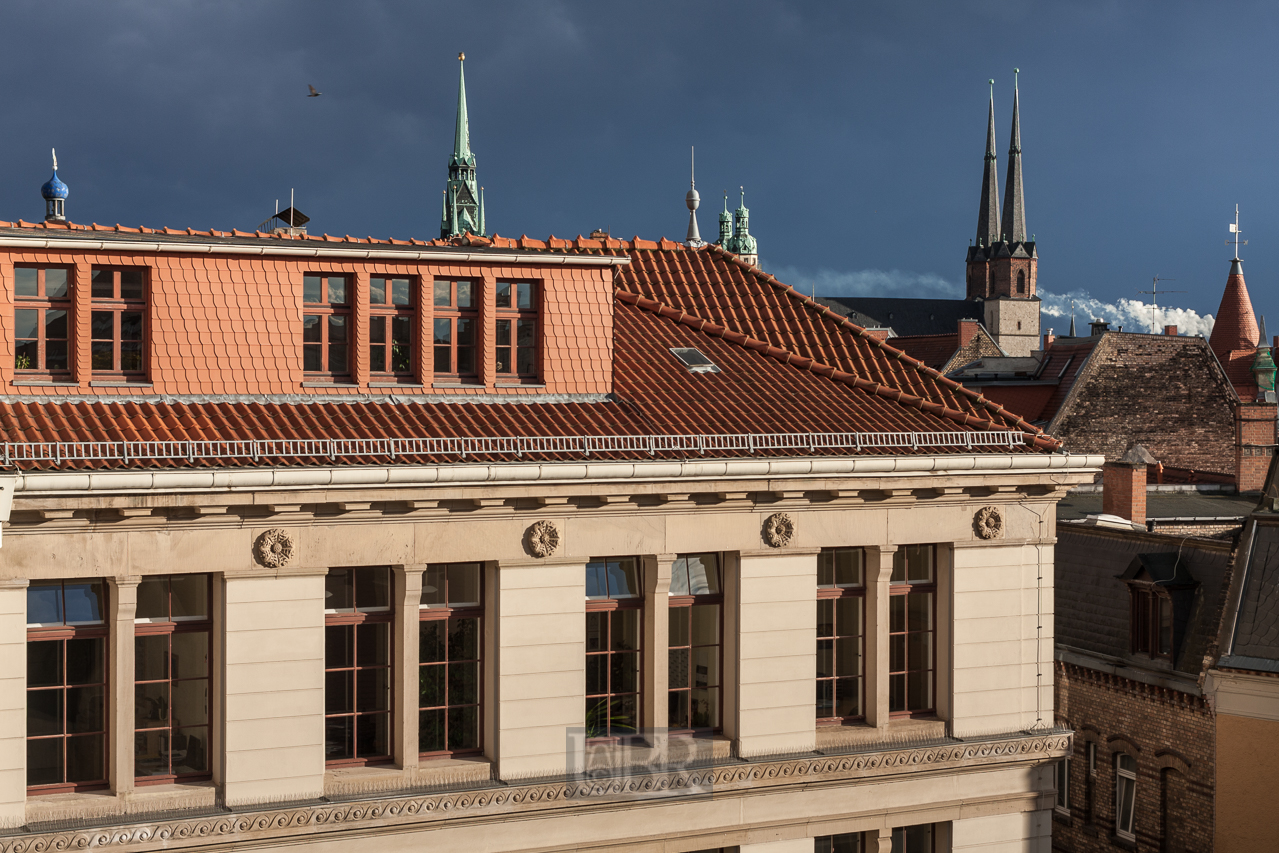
452 54 473 168
441 52 485 238
725 187 758 264
717 191 732 245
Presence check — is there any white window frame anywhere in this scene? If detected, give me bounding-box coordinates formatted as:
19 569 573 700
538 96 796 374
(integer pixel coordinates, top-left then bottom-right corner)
1055 757 1071 813
1115 753 1137 840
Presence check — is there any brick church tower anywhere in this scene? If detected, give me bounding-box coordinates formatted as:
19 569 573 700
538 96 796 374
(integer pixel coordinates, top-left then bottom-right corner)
965 74 1040 357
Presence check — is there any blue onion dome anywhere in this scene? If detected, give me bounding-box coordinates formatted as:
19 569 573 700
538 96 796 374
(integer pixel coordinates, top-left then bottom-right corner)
41 171 68 201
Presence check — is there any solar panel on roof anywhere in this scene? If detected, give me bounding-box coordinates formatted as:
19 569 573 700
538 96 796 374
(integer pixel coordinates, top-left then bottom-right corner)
669 347 720 373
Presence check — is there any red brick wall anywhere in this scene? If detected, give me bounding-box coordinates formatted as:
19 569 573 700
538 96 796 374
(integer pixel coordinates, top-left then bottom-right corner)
0 249 615 397
1054 662 1214 853
1234 402 1277 492
990 256 1037 299
1102 463 1146 524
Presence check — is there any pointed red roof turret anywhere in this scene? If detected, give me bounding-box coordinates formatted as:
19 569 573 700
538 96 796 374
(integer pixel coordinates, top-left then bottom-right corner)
1210 258 1261 394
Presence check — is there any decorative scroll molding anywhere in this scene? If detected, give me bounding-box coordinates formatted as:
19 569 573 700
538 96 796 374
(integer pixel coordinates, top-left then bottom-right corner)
973 506 1004 540
525 520 560 558
253 528 294 567
762 513 795 548
0 733 1070 852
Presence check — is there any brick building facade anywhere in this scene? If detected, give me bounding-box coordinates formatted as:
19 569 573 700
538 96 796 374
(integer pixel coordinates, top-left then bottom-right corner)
1054 663 1214 853
1053 523 1236 853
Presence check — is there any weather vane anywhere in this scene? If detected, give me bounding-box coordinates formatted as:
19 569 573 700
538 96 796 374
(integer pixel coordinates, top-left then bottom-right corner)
1227 204 1248 260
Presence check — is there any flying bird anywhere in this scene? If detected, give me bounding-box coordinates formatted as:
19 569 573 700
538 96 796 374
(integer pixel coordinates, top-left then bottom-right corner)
307 85 321 97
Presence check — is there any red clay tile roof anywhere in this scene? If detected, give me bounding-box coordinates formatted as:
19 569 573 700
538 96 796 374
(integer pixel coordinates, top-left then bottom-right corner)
0 231 1061 469
885 334 961 372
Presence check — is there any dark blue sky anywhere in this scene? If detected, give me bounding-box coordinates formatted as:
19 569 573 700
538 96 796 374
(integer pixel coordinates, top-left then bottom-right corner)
2 1 1276 334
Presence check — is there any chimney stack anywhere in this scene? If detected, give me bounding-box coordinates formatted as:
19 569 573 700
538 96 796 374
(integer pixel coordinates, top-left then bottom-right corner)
958 319 980 348
1090 319 1110 337
1102 444 1157 526
1164 325 1178 336
1042 329 1055 350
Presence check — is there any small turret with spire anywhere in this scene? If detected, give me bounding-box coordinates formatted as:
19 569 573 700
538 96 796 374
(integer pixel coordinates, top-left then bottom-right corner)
441 52 486 238
725 188 759 266
717 192 732 246
41 149 68 223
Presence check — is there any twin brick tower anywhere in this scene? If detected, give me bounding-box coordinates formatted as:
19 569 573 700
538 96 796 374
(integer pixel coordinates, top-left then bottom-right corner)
965 74 1040 357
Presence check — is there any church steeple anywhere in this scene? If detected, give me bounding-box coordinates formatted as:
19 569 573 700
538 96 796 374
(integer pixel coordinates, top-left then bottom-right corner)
975 79 1001 249
441 52 485 239
1000 69 1026 244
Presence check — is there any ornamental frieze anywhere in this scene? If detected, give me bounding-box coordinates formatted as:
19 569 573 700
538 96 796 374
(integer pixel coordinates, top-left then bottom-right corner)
0 733 1070 852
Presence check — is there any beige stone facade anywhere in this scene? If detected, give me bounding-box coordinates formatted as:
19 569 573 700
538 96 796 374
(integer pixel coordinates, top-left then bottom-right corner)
0 451 1098 851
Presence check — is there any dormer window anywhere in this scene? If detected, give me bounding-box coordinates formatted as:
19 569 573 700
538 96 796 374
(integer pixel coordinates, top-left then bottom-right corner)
495 281 538 380
1129 587 1173 657
1118 553 1197 661
303 274 351 379
433 280 477 380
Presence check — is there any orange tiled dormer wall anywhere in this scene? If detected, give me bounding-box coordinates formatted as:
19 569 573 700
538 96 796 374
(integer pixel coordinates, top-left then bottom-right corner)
0 250 614 396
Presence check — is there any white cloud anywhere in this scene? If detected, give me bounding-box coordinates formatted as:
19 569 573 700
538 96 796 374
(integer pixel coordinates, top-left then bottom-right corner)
766 264 1219 338
1038 289 1216 337
768 265 963 299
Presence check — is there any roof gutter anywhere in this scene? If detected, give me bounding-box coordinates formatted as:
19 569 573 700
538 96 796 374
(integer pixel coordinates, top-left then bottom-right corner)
10 452 1105 497
0 236 630 267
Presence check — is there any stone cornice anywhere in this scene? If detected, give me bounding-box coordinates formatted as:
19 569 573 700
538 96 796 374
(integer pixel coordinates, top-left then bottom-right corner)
2 732 1069 851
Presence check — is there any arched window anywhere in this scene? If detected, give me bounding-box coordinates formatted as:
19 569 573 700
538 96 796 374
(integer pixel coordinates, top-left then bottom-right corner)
1016 271 1026 295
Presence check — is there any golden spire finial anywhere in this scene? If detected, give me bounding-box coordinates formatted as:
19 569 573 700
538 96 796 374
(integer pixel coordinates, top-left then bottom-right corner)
458 51 465 61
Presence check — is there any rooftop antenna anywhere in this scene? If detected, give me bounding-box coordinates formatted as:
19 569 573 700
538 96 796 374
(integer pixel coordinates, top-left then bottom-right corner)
1227 204 1247 260
290 188 295 227
1137 275 1185 332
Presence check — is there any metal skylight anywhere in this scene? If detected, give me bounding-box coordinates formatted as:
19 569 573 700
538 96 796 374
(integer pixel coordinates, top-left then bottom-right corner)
669 347 720 374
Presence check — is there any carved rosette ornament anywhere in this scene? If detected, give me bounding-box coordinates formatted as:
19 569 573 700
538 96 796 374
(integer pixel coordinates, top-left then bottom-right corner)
762 512 795 548
254 528 295 568
525 520 560 558
974 506 1004 540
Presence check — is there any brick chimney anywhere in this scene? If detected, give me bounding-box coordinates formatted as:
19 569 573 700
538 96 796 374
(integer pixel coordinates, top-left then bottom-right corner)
958 319 980 348
1042 329 1055 350
1103 444 1157 525
1164 325 1178 336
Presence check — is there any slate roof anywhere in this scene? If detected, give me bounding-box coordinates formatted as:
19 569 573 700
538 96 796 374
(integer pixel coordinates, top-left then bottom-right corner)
1056 526 1233 677
1223 521 1279 671
0 231 1061 470
815 297 982 337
